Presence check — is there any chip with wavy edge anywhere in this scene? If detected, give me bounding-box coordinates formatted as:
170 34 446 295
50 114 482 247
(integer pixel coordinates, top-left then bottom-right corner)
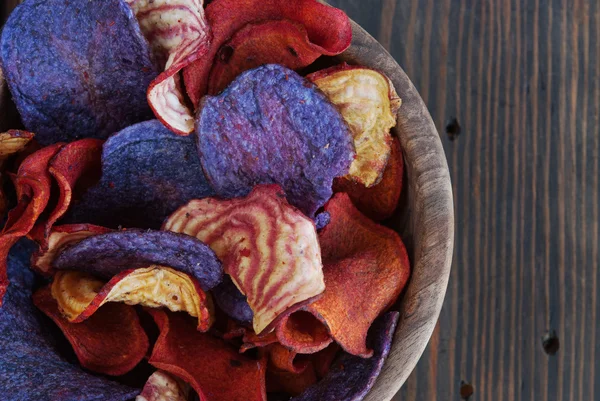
183 0 351 106
33 285 149 376
51 266 214 331
164 184 325 334
308 64 402 187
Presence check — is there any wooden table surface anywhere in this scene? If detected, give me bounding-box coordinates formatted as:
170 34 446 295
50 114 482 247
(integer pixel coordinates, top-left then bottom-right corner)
1 1 599 400
328 0 600 400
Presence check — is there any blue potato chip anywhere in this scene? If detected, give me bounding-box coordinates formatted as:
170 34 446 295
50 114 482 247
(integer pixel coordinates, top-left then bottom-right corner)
290 311 399 401
213 274 253 326
0 0 158 145
53 229 223 291
196 64 355 217
0 239 140 401
314 212 330 231
66 120 215 228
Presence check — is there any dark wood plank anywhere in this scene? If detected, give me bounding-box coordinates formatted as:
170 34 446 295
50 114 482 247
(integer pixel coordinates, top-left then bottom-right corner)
328 0 600 400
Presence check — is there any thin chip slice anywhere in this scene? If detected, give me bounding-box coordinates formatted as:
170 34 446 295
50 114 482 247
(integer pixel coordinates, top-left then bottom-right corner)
42 139 103 237
213 274 253 326
207 19 322 95
51 266 214 331
0 239 140 400
183 0 352 105
0 143 63 304
53 229 222 290
67 120 215 228
33 285 149 376
148 309 267 401
275 311 332 354
290 312 399 401
333 136 404 221
292 193 409 357
137 371 191 401
195 65 355 217
31 224 112 276
0 0 158 145
164 185 325 334
125 0 211 134
308 64 402 187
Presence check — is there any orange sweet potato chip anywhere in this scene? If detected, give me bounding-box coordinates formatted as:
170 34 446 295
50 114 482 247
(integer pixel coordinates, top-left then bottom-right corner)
44 139 103 237
51 266 214 331
267 343 308 374
164 185 325 334
0 143 63 304
275 311 332 354
30 224 112 276
288 193 410 357
33 286 148 376
183 0 351 105
333 136 404 221
308 64 402 187
147 309 267 401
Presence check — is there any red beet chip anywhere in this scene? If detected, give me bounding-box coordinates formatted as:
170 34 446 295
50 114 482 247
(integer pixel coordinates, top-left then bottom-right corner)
333 136 404 221
0 143 63 304
164 185 325 334
183 0 351 105
138 370 191 401
275 311 332 354
51 266 214 332
267 343 308 374
33 285 148 376
286 193 410 357
30 223 112 276
266 363 317 396
147 309 268 401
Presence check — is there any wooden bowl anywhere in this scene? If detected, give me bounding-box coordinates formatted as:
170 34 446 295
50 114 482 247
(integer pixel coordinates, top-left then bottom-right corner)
0 6 454 400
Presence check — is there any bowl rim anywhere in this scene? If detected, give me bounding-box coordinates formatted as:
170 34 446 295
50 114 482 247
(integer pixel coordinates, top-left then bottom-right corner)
339 20 454 400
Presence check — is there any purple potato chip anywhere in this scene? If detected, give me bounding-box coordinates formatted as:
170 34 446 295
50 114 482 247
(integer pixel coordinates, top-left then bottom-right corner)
213 274 253 326
0 0 158 145
0 239 140 401
290 311 399 401
314 212 330 231
66 120 215 228
53 229 222 290
196 64 355 217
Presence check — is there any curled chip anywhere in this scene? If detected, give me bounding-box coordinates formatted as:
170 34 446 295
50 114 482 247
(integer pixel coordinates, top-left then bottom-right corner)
292 193 409 357
138 371 191 401
333 136 404 221
147 309 268 401
0 0 158 145
0 130 34 220
164 185 325 334
53 229 222 290
67 120 215 228
0 239 140 400
308 64 402 187
290 312 399 401
267 343 308 374
126 0 211 134
195 65 355 217
51 266 214 331
31 224 112 276
184 0 351 103
275 311 332 354
213 274 254 326
0 143 63 305
33 286 149 376
44 139 103 237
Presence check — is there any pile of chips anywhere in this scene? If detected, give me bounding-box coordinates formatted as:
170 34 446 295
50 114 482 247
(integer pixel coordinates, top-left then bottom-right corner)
0 0 411 400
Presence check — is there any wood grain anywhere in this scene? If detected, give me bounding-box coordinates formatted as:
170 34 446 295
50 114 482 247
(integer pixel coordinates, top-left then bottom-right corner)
329 0 600 400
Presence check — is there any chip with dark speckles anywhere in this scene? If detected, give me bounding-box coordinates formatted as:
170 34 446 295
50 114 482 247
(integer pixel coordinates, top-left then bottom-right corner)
0 239 140 401
0 0 158 145
196 64 355 217
66 120 215 228
53 229 223 291
290 312 399 401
